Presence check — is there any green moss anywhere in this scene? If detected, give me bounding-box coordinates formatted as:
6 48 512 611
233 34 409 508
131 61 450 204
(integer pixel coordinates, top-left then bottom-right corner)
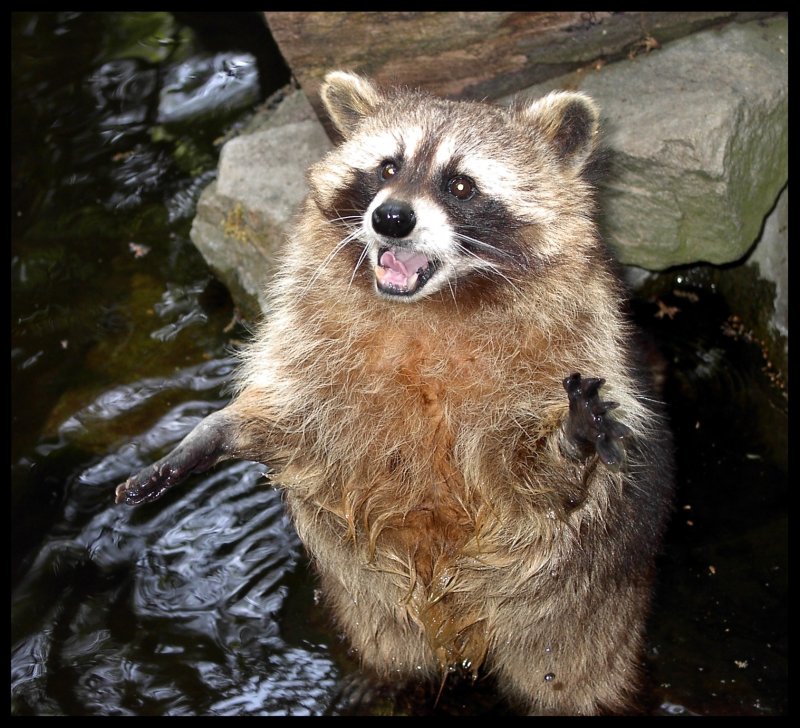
223 203 252 245
103 13 194 65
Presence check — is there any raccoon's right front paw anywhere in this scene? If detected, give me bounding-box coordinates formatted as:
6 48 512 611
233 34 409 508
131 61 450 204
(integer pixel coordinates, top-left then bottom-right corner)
115 460 181 505
115 437 226 505
115 411 233 505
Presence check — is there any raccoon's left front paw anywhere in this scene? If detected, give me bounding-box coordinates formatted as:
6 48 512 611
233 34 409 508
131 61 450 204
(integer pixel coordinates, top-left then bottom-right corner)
562 373 631 470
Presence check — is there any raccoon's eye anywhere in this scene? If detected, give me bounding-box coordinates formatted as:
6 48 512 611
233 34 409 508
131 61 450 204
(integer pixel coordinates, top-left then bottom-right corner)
448 175 476 201
379 161 399 181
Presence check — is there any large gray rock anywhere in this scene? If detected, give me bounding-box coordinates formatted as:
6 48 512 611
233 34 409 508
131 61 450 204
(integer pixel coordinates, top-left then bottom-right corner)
190 88 332 316
507 16 788 270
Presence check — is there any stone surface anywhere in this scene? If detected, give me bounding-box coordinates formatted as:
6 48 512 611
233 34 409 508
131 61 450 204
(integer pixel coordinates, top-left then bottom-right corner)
189 87 332 317
739 184 788 380
506 15 788 270
264 11 770 136
751 186 788 342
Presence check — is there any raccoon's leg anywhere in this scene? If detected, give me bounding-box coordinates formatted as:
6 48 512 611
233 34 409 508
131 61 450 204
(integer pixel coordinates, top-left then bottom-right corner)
114 408 238 505
296 537 439 710
561 372 631 470
489 580 648 715
114 385 277 507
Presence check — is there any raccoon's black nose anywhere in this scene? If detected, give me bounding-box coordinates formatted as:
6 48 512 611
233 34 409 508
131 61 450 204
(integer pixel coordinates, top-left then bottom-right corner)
372 201 416 238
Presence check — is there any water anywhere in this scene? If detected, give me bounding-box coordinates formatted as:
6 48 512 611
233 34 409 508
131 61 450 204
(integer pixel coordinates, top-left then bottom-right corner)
10 12 787 716
636 282 788 716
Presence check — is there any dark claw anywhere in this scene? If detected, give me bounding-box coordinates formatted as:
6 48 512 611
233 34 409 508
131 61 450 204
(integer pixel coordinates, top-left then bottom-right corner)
563 372 631 470
115 460 186 505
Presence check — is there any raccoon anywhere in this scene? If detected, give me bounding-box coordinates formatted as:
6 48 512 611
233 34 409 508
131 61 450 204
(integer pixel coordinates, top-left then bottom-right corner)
116 71 674 715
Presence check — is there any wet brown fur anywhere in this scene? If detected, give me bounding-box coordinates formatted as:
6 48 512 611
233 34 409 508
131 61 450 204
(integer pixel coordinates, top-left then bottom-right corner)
212 74 673 714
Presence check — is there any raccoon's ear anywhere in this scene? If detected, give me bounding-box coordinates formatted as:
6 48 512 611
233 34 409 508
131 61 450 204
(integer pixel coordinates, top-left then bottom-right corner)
523 92 600 170
320 71 383 137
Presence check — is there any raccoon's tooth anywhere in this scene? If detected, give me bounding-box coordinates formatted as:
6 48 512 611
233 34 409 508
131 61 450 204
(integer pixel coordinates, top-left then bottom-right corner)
406 272 419 291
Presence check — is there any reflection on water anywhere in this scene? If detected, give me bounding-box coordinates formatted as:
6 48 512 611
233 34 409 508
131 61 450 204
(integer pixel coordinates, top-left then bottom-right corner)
158 53 260 125
11 11 786 717
89 58 158 127
12 453 338 716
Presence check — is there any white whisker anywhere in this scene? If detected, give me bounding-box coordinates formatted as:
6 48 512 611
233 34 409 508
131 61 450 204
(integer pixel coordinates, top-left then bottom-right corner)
453 232 517 261
453 234 523 295
349 244 371 289
301 213 365 296
446 276 458 309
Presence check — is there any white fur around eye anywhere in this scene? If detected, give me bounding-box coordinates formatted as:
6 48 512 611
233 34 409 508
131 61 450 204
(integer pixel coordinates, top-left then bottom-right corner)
340 130 400 170
433 137 556 226
395 125 424 161
338 124 425 174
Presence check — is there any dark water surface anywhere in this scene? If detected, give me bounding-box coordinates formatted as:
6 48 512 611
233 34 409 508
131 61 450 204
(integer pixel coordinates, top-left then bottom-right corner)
11 12 787 716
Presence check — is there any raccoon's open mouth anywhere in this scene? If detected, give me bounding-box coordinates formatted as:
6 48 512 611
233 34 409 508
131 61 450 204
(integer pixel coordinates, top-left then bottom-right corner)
374 246 437 297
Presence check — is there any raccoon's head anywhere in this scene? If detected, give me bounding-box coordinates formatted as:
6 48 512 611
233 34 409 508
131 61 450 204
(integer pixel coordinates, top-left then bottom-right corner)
308 71 601 304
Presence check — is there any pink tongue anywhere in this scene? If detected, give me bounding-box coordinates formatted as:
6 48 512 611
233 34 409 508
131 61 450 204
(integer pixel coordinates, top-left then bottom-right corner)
378 248 429 287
